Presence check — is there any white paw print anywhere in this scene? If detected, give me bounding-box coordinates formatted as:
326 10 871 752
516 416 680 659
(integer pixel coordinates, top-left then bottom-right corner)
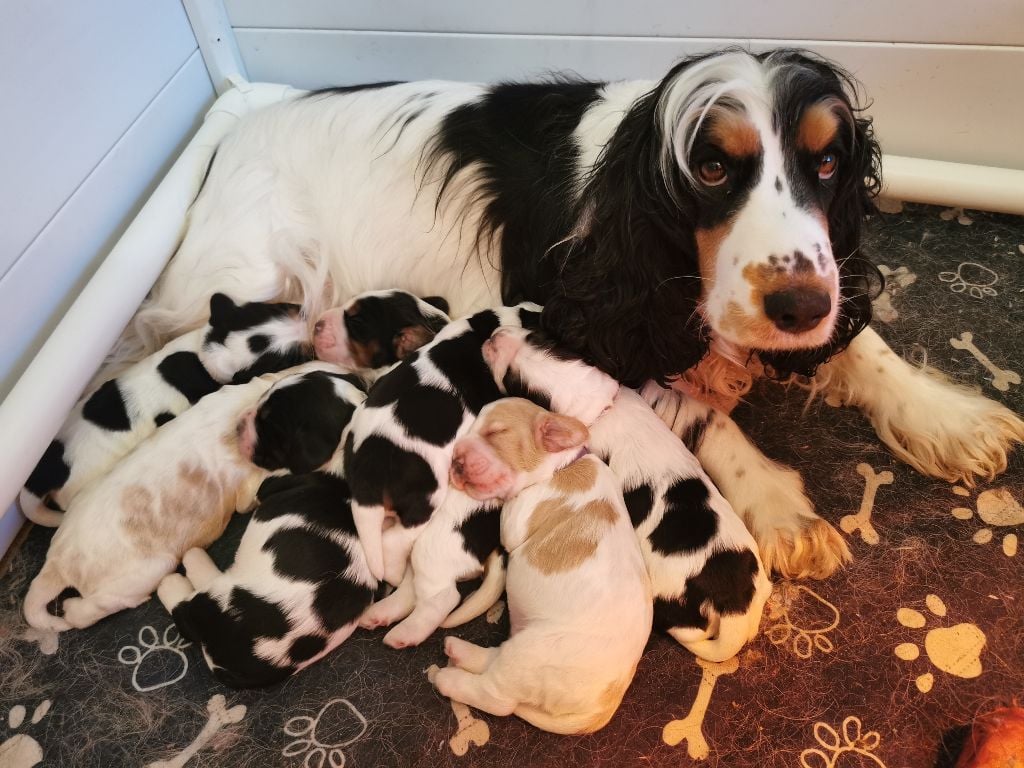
282 699 367 768
894 594 986 693
119 625 191 692
951 485 1022 557
800 716 886 768
0 701 51 768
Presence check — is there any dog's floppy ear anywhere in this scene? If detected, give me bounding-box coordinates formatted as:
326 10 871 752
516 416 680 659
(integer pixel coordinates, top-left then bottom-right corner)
395 326 436 359
208 292 238 326
422 295 449 315
537 414 588 453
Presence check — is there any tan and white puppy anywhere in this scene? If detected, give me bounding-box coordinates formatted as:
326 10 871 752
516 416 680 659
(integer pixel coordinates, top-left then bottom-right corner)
22 362 339 633
432 399 653 735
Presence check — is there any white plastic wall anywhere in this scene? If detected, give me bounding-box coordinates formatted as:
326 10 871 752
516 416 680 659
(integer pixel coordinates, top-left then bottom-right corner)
0 0 216 552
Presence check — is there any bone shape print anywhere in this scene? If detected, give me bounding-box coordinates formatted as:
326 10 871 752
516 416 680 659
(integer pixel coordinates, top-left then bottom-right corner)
662 656 739 759
146 694 246 768
427 664 490 756
950 332 1021 392
840 463 894 545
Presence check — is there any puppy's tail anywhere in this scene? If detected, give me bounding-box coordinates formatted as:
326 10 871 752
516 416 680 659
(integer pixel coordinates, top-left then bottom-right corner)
23 564 73 632
18 489 64 528
441 550 506 629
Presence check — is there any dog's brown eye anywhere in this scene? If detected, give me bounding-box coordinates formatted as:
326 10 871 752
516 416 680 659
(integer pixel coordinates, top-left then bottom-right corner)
818 153 838 180
698 160 728 186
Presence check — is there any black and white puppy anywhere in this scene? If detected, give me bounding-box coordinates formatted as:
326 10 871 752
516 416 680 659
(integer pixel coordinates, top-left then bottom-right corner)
589 387 771 661
19 294 312 527
344 304 618 582
313 289 450 375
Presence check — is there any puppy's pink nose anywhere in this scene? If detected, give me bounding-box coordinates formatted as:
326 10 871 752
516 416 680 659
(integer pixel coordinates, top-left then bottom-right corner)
314 320 325 334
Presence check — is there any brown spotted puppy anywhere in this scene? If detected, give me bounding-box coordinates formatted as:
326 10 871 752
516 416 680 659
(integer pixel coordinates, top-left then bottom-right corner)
432 399 652 735
23 362 342 633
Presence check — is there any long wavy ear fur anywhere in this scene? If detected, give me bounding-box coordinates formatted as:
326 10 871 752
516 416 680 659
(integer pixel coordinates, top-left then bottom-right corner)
541 66 710 389
757 51 884 379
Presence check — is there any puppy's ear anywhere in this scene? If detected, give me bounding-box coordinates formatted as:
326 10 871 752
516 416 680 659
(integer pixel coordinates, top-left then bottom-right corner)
538 414 589 453
395 325 436 359
422 295 449 315
208 293 237 326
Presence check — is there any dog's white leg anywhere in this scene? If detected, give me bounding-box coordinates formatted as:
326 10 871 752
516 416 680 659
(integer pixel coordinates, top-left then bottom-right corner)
359 568 416 629
432 667 517 717
643 384 850 580
818 326 1024 485
444 636 500 674
384 586 461 649
181 549 222 591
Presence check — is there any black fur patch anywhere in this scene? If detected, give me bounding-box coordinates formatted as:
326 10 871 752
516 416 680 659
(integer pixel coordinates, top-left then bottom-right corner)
323 371 368 392
265 528 353 584
518 307 542 329
205 295 301 345
153 411 175 427
288 634 327 663
343 291 449 369
247 334 270 353
622 482 655 528
344 433 438 528
654 549 760 633
230 346 314 384
648 478 718 555
81 379 131 431
254 473 354 532
501 369 552 411
394 385 464 446
305 81 405 99
312 577 375 633
158 352 220 404
366 361 419 408
680 412 714 453
457 506 501 564
46 586 81 617
24 440 70 497
427 313 504 414
251 372 357 473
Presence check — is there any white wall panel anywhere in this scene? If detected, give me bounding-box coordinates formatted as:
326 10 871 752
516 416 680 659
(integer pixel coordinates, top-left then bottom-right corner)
0 51 214 401
0 0 200 277
225 0 1024 46
235 31 1024 170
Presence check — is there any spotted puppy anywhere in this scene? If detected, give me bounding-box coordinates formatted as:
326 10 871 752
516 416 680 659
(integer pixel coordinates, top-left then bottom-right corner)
591 387 771 661
157 374 369 688
432 399 652 735
19 293 311 527
22 362 342 633
313 289 450 375
359 324 623 645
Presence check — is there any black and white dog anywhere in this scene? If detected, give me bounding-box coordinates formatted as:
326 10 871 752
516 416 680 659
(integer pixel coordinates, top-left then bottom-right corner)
159 370 371 688
20 294 311 527
344 305 617 582
128 48 1024 579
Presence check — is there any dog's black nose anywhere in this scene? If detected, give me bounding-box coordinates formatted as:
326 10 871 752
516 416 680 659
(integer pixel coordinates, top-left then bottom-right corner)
764 289 831 333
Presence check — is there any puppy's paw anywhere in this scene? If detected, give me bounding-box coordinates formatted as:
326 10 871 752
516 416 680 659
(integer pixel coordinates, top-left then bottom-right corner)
384 618 433 649
759 518 852 581
156 573 194 612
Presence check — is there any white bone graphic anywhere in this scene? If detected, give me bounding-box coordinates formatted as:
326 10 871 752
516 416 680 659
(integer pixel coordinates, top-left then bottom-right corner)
950 332 1020 392
662 656 739 759
427 664 490 755
146 694 246 768
840 463 894 545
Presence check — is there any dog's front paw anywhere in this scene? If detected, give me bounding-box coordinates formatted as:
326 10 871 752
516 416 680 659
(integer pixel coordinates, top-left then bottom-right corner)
383 619 433 649
758 518 851 581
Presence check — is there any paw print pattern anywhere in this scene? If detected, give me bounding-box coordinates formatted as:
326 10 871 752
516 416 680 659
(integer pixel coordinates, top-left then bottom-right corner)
0 701 51 768
799 716 886 768
952 485 1022 557
765 583 840 659
118 625 191 692
894 594 986 693
938 261 997 298
282 699 367 768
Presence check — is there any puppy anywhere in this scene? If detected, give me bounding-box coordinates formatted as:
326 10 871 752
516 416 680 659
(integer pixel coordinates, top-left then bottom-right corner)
432 399 652 735
157 373 369 688
590 387 772 661
19 293 311 527
344 304 618 583
22 362 342 632
313 289 450 373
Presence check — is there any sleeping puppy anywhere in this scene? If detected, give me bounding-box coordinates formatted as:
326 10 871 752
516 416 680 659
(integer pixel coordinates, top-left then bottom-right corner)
19 293 311 527
158 472 374 689
431 399 652 735
156 374 370 688
313 289 450 375
590 387 772 661
344 304 618 583
22 362 342 633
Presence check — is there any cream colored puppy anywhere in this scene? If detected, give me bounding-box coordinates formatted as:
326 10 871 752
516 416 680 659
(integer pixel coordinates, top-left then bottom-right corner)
432 399 653 735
